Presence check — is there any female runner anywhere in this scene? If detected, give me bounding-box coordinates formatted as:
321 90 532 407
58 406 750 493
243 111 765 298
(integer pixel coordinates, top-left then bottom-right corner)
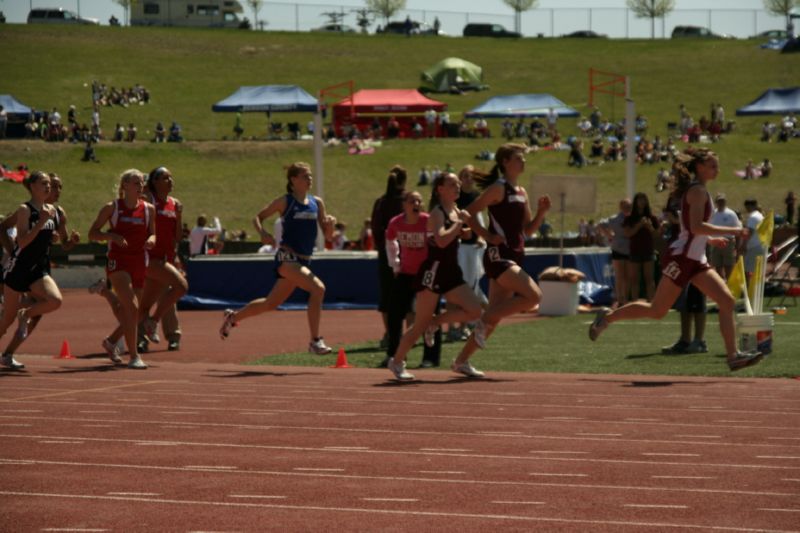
589 148 763 371
89 169 156 369
219 162 337 355
451 143 551 376
387 172 483 381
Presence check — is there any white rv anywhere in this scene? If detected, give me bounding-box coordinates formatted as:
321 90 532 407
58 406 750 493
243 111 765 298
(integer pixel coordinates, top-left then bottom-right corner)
131 0 245 28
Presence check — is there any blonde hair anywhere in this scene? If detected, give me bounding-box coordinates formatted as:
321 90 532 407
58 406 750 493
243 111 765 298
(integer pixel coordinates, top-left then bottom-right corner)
117 169 145 199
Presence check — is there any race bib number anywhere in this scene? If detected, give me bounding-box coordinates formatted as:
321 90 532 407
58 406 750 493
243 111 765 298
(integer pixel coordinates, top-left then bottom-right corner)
662 261 681 281
108 259 117 271
276 249 297 263
487 246 501 262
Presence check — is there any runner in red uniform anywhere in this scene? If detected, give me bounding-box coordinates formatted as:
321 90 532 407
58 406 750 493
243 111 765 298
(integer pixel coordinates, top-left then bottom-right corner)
139 166 188 352
589 148 763 371
452 143 551 376
89 169 155 369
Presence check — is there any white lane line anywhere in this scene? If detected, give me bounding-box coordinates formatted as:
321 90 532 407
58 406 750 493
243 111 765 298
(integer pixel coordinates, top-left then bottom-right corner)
38 440 84 444
0 423 32 427
576 432 622 437
13 490 753 531
782 478 800 482
361 498 419 502
418 470 465 475
542 416 585 420
674 435 721 439
229 494 286 499
107 492 160 496
493 392 524 396
7 409 42 413
323 446 370 450
41 529 109 532
529 473 588 477
82 425 116 428
625 418 661 422
642 453 700 457
78 411 118 414
136 442 179 446
530 451 588 455
624 504 688 509
652 476 716 480
718 420 760 424
293 468 344 472
160 411 200 415
419 448 472 452
756 455 800 460
769 437 800 441
757 508 800 513
492 501 545 505
185 465 238 470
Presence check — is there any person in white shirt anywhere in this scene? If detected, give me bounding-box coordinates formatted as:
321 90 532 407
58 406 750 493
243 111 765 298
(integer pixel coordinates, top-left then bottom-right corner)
189 215 222 256
547 107 558 136
708 193 742 280
741 198 764 277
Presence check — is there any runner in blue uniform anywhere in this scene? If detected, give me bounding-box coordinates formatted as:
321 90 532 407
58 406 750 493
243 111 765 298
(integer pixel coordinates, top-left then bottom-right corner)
219 162 337 355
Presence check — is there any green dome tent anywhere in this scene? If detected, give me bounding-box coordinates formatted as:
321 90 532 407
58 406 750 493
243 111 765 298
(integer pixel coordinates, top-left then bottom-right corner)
420 57 487 94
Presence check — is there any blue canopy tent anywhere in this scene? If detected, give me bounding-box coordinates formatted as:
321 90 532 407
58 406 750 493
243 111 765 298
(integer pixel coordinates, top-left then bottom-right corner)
735 87 800 115
212 85 318 113
465 94 579 118
0 94 34 138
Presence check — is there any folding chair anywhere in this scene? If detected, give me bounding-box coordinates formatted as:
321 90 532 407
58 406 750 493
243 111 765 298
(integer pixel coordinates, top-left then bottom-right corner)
766 235 799 307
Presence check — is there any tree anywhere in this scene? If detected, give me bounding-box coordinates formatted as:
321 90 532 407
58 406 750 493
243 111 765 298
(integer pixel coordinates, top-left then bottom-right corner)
245 0 265 31
763 0 799 34
503 0 538 35
352 8 375 34
626 0 675 39
112 0 135 26
365 0 406 26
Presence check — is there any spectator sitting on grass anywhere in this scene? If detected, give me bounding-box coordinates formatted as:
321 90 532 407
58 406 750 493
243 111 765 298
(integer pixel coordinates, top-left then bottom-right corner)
126 123 137 142
568 139 587 168
168 122 183 143
153 122 166 143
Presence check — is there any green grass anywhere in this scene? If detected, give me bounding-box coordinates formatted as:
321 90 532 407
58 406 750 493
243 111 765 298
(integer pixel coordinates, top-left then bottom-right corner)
252 306 800 378
1 25 798 238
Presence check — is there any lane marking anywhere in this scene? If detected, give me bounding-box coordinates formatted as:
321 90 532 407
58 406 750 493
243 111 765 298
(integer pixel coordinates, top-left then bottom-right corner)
160 411 200 415
361 498 418 502
41 529 109 532
642 453 700 457
529 451 589 455
652 476 716 480
8 490 776 531
624 504 688 509
674 435 721 439
78 411 118 414
0 423 32 427
529 473 588 477
769 437 800 441
228 494 286 499
756 456 800 460
185 465 238 470
418 471 465 475
492 501 545 505
107 492 160 496
2 458 798 497
542 417 585 421
757 508 800 513
293 468 344 472
323 446 370 451
576 432 622 437
38 440 84 444
420 448 472 452
135 442 179 446
2 381 165 402
626 418 661 422
782 478 800 482
82 425 116 429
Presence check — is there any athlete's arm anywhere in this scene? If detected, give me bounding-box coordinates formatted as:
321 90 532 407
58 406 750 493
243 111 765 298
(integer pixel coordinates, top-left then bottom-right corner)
687 187 747 238
429 207 461 248
522 187 551 237
56 207 80 252
16 203 55 250
253 196 286 245
0 211 18 255
173 199 184 247
465 183 504 244
144 202 156 250
89 202 126 247
315 196 336 241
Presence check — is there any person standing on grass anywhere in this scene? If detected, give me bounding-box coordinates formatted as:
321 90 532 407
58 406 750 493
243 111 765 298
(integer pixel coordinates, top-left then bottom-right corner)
450 143 551 378
0 172 79 370
383 190 442 369
597 198 634 307
219 162 337 355
623 192 660 302
89 169 156 369
138 166 188 353
589 148 763 371
387 173 484 382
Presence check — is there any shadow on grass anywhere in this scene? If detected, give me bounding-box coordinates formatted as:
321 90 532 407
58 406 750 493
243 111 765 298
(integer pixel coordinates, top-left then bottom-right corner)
624 351 693 360
205 369 323 378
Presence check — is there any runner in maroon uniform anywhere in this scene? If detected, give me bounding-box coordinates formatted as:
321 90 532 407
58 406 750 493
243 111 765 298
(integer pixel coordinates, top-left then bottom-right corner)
139 167 188 352
89 169 156 369
589 148 763 371
452 143 551 375
387 173 483 381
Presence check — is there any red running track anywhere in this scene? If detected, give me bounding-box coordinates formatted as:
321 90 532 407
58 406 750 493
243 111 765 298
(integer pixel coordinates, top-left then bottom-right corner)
1 290 799 531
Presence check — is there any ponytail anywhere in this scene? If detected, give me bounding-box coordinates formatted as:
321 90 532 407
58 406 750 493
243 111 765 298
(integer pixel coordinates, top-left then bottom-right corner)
384 165 407 197
671 148 717 198
475 143 527 190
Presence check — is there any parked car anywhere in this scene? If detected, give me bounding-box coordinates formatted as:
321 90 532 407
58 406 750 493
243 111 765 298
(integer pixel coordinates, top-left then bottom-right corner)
312 24 356 33
561 30 607 38
752 29 789 40
28 7 99 25
671 25 733 39
378 20 443 36
463 23 520 38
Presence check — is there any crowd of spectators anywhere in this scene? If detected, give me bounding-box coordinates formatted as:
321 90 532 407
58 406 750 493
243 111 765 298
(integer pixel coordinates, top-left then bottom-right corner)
91 81 151 108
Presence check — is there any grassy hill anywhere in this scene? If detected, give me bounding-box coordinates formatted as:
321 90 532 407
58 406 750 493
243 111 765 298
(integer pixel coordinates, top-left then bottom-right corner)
0 25 797 239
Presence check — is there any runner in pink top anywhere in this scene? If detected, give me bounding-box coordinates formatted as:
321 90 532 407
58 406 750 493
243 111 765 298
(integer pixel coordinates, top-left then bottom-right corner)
589 148 763 371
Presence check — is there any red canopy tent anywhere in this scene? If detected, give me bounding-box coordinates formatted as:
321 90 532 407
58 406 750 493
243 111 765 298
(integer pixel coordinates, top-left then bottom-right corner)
332 89 447 138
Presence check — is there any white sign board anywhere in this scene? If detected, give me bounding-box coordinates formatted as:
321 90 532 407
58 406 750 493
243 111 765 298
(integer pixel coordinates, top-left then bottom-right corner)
529 175 597 214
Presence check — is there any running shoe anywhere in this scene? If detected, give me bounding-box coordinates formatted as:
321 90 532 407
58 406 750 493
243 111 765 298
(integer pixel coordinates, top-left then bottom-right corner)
167 340 180 351
727 351 763 372
388 357 415 381
588 307 611 341
15 309 29 340
472 319 487 349
423 324 439 348
219 309 237 340
1 354 25 370
687 339 708 354
308 338 333 355
661 339 690 354
142 317 160 344
446 327 469 342
102 338 123 364
88 278 106 295
128 357 148 370
451 360 485 378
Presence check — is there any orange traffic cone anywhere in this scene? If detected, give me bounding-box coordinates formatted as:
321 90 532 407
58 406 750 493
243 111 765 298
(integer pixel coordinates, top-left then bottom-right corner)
330 347 352 368
57 339 75 360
